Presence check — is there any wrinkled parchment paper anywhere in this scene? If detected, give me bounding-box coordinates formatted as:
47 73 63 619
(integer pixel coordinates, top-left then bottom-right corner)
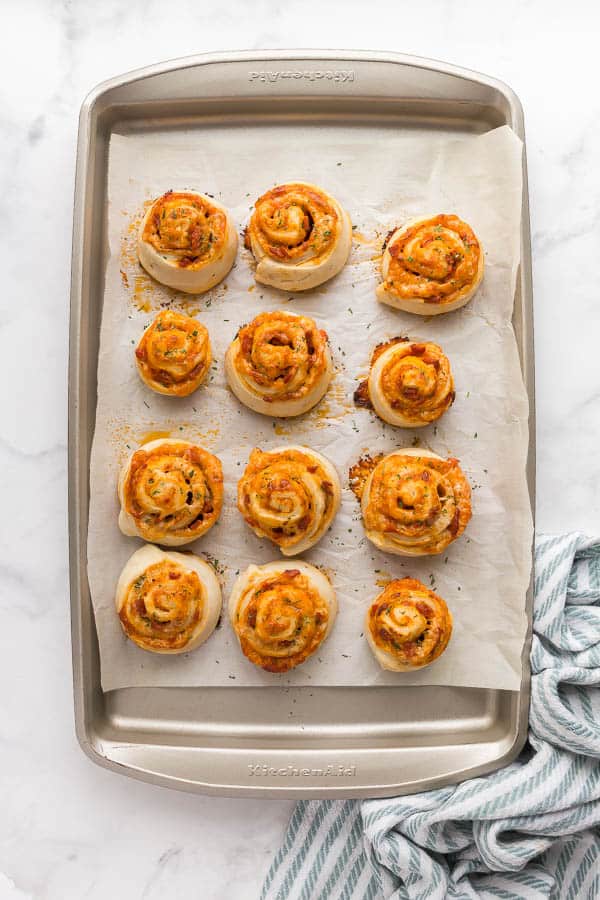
87 123 532 692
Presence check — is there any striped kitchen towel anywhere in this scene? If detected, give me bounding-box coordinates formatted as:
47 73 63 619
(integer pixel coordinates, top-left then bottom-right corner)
261 533 600 900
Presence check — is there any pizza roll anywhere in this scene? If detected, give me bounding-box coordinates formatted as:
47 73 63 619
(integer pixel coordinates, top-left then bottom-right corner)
115 544 221 654
377 214 484 315
135 309 211 397
118 439 223 546
245 181 352 291
137 190 237 294
355 338 455 427
354 448 471 556
366 578 452 671
238 445 341 555
224 310 333 417
229 561 337 672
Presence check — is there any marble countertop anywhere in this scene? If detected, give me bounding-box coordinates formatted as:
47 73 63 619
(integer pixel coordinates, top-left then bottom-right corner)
3 1 599 897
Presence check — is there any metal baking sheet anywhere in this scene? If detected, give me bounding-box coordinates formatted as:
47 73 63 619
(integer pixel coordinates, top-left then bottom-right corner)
68 50 535 798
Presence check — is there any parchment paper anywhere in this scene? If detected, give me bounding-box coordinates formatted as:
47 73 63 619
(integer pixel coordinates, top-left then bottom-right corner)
88 122 532 692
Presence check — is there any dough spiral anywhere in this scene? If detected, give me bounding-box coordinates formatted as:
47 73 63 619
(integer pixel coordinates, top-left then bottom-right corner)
355 338 455 427
229 561 337 672
137 190 237 294
135 309 211 397
366 578 452 671
246 182 352 291
224 310 333 417
354 448 471 556
377 214 484 315
115 544 222 654
118 439 224 546
238 445 341 555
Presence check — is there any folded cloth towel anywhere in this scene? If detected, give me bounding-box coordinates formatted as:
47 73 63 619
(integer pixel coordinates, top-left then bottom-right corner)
261 533 600 900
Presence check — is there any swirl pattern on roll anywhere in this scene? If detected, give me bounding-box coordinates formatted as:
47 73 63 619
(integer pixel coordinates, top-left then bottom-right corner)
356 338 455 427
137 190 237 293
228 561 337 672
115 544 222 654
246 182 352 291
118 439 224 546
366 577 452 671
225 310 333 417
377 214 484 315
357 448 471 556
238 445 341 555
135 309 212 397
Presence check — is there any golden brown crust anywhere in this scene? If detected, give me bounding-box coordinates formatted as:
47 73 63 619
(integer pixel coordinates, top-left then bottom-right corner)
246 182 352 291
135 310 211 397
353 378 372 409
361 450 471 555
354 337 409 409
381 214 482 308
232 567 332 673
367 578 452 670
348 454 382 502
120 441 223 544
230 311 331 407
370 336 408 367
119 559 204 652
237 446 340 554
141 191 229 270
360 339 455 426
249 183 341 264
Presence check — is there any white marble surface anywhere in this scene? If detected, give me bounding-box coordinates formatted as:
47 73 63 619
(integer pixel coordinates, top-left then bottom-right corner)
2 1 600 897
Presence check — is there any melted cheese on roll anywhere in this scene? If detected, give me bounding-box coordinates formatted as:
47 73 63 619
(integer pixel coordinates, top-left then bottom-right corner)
366 577 452 671
137 190 237 294
224 310 333 417
118 439 223 546
377 214 483 315
355 338 455 427
135 309 211 397
238 445 341 555
115 543 221 654
246 182 352 291
353 448 471 556
229 561 337 672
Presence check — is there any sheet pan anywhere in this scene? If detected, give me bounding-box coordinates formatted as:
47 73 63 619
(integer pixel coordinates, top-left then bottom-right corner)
69 50 535 797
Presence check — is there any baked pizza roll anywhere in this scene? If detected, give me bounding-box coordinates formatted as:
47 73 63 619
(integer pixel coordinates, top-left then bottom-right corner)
246 182 352 291
352 448 471 556
135 309 211 397
238 445 341 555
137 190 237 294
118 439 223 546
377 214 484 315
366 578 452 671
115 544 221 654
229 561 337 672
224 310 333 417
355 338 455 427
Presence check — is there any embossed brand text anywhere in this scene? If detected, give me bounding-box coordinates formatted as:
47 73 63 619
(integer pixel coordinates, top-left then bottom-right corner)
248 764 357 777
248 70 355 84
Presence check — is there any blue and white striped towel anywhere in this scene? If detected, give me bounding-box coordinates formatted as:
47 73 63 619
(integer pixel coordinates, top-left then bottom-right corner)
261 533 600 899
